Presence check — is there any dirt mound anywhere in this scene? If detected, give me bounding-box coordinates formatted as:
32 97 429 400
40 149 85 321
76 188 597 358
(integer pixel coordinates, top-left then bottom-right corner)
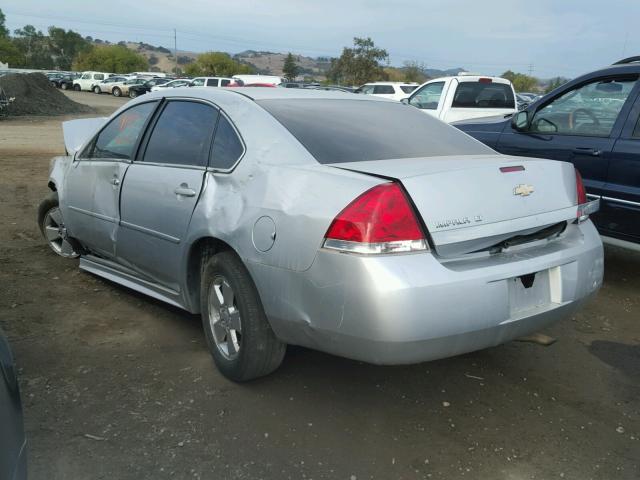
0 72 94 117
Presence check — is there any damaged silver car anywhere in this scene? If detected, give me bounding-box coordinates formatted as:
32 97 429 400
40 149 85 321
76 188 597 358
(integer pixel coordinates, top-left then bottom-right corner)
39 88 604 381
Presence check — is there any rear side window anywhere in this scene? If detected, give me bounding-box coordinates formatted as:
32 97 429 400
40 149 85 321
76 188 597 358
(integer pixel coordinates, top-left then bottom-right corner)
258 99 492 164
210 115 244 170
143 101 219 167
356 85 374 94
400 85 417 93
373 85 395 94
85 102 156 160
206 79 219 87
221 79 231 87
94 74 104 80
452 81 515 108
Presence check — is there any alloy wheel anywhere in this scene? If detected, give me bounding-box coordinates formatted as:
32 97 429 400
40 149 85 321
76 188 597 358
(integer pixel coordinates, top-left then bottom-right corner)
43 207 79 258
208 275 242 360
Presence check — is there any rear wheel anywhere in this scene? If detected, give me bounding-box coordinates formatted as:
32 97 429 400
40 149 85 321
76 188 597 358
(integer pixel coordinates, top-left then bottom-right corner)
129 89 138 98
73 84 80 91
112 87 121 97
93 86 101 94
200 251 285 381
37 194 80 258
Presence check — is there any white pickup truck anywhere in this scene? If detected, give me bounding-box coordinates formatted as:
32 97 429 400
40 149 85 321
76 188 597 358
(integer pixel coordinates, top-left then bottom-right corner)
402 74 517 123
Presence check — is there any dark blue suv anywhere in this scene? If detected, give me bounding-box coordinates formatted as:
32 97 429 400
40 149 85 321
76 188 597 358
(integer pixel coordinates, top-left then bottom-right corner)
455 57 640 249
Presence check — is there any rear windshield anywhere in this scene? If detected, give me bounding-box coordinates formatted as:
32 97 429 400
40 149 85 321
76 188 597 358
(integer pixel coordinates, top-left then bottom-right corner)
257 99 492 164
452 81 515 109
400 85 418 93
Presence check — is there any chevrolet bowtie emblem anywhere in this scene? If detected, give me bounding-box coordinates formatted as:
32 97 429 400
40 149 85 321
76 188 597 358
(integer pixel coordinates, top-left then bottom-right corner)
513 184 534 197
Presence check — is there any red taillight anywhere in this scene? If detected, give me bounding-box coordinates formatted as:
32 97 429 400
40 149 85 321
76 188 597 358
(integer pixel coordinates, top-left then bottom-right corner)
324 183 427 254
478 77 493 84
575 168 587 205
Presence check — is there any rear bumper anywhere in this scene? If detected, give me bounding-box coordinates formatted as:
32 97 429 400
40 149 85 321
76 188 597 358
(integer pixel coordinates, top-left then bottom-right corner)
248 220 603 364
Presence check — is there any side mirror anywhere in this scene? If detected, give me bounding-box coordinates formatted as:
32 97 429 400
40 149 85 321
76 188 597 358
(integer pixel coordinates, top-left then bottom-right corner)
511 110 530 132
400 98 410 105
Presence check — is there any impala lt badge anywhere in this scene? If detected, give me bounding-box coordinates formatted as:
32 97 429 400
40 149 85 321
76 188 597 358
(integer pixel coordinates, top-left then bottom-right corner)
513 184 534 197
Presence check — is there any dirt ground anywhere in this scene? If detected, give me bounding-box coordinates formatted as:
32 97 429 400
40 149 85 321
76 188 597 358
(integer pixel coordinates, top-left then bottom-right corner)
0 90 638 480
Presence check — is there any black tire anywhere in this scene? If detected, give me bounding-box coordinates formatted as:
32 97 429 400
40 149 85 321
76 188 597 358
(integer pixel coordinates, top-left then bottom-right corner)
129 89 138 98
61 83 68 90
113 87 121 97
73 84 80 91
93 86 101 94
200 250 286 381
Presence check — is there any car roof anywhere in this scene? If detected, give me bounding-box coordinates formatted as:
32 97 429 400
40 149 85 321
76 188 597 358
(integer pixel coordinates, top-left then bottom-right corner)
144 86 391 103
362 81 419 85
427 75 512 84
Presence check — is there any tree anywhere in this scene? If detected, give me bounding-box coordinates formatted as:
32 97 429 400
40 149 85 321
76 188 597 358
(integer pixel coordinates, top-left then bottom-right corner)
73 45 148 73
327 37 388 86
282 52 300 81
48 26 91 70
402 60 428 83
12 25 53 69
184 51 252 77
0 8 9 38
545 76 568 94
0 37 23 66
501 70 539 92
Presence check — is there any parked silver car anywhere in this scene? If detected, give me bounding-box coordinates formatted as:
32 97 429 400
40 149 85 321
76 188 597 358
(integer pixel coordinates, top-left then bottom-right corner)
38 88 603 381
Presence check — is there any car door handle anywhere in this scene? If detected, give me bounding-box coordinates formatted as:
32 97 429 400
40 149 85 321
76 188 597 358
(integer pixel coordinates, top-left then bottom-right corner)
111 177 120 186
572 147 601 157
174 184 196 197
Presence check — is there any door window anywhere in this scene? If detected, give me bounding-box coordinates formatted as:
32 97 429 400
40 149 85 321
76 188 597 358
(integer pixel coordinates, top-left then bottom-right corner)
81 73 91 79
210 115 244 170
409 82 444 110
531 77 638 136
94 74 104 80
221 79 231 87
143 101 219 167
633 114 640 138
206 79 219 87
191 78 205 86
83 102 157 160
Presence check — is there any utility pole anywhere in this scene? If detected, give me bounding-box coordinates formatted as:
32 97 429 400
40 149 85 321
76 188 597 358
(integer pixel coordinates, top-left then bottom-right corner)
174 29 178 75
528 63 534 76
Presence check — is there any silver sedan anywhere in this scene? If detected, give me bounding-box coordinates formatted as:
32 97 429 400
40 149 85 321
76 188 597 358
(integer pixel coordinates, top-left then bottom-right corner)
39 88 603 381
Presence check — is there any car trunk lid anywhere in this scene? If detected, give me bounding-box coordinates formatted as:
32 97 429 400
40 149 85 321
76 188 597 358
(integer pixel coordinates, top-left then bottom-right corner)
331 155 579 257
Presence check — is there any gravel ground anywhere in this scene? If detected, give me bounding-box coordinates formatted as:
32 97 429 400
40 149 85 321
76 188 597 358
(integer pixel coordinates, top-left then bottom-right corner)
0 90 638 480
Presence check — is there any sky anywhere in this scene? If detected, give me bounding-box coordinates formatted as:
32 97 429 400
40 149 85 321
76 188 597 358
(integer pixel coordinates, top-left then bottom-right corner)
2 0 638 78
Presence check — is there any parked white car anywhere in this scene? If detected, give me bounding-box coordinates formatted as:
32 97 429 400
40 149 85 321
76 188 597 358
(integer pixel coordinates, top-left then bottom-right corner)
150 79 192 92
355 82 419 101
73 71 114 92
232 74 283 86
403 74 517 123
190 77 234 87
